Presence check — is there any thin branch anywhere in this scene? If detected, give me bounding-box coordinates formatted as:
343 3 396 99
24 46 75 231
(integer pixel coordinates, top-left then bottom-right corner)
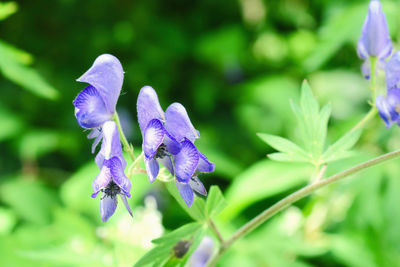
208 149 400 266
313 164 327 184
208 219 224 244
113 112 136 161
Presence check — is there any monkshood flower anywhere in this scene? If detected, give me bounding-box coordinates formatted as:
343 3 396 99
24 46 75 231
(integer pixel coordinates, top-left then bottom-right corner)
137 86 215 207
376 88 400 128
91 121 132 221
385 51 400 90
73 54 124 129
357 0 392 79
187 236 214 267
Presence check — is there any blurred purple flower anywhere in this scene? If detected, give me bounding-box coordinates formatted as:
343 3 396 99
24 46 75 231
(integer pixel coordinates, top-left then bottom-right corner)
73 54 124 129
137 86 215 207
385 51 400 90
187 236 214 267
91 121 132 221
357 0 392 79
376 88 400 128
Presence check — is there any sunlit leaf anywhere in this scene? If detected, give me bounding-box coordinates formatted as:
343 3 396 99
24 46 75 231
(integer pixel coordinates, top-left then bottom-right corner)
205 186 227 218
0 41 58 100
322 129 361 163
0 2 17 21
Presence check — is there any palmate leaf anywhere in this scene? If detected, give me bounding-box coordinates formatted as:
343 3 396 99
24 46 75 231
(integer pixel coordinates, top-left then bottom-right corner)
260 80 360 166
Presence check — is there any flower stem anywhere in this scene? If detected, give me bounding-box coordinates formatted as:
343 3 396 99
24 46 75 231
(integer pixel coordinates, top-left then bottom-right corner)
208 219 224 244
208 149 400 266
349 106 377 133
113 112 135 161
128 152 144 177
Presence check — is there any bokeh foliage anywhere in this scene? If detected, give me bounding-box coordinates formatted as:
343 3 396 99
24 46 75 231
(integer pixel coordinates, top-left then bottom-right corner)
1 0 400 266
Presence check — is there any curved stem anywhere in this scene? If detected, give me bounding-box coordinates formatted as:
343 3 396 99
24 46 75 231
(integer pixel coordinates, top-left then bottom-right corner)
128 152 144 177
113 112 135 161
349 106 377 133
208 149 400 266
208 219 224 244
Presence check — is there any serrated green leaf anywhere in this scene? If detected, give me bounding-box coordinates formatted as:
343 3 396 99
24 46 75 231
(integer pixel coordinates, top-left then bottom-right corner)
257 133 309 162
166 181 206 222
317 103 331 152
205 186 227 218
0 41 58 100
152 223 202 245
322 129 362 163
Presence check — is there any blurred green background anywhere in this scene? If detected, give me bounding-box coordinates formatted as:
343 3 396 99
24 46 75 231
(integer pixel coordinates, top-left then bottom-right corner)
1 0 400 266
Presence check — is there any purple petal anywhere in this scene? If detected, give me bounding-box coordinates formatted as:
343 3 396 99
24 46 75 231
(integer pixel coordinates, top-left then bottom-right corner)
361 60 371 80
87 128 101 139
96 121 126 169
73 86 112 129
357 0 392 59
188 236 214 267
164 131 181 155
189 176 207 196
386 51 400 89
137 86 165 134
165 103 200 143
100 194 118 222
144 157 159 183
158 156 174 175
386 88 400 122
173 140 199 183
120 194 133 217
92 164 112 197
197 152 215 173
91 130 103 154
176 180 194 208
143 119 165 159
106 157 131 197
77 54 124 114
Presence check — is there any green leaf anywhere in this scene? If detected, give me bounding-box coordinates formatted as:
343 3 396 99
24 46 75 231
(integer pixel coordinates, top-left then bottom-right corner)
0 103 23 141
166 181 206 222
267 152 310 163
322 129 362 163
0 41 58 100
220 160 312 221
0 2 17 21
134 223 204 267
0 176 57 225
205 186 227 218
257 133 310 163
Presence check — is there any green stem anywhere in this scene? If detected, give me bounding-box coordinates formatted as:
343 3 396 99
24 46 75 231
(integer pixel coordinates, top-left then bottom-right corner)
113 112 135 161
128 152 144 177
208 149 400 266
349 106 377 133
370 56 378 101
208 219 224 244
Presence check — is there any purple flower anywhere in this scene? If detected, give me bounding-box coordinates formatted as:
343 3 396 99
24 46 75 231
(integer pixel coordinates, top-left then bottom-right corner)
357 0 392 79
137 87 215 207
376 88 400 128
385 51 400 90
73 54 124 129
91 121 132 221
358 0 391 60
187 236 214 267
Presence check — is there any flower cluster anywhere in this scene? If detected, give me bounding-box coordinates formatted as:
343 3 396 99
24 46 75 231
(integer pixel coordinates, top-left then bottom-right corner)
137 86 215 207
73 55 214 221
73 54 132 221
357 0 400 128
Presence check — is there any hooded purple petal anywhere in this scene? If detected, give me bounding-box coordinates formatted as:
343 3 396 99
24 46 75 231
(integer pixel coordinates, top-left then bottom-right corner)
176 180 194 208
165 103 200 143
145 157 159 183
164 131 181 155
73 86 112 129
77 54 124 114
143 119 165 159
137 86 165 134
376 88 400 128
120 194 133 217
189 176 207 196
92 164 112 197
357 0 392 60
100 194 118 222
197 152 215 173
386 51 400 89
107 157 131 197
96 121 126 169
173 140 200 183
